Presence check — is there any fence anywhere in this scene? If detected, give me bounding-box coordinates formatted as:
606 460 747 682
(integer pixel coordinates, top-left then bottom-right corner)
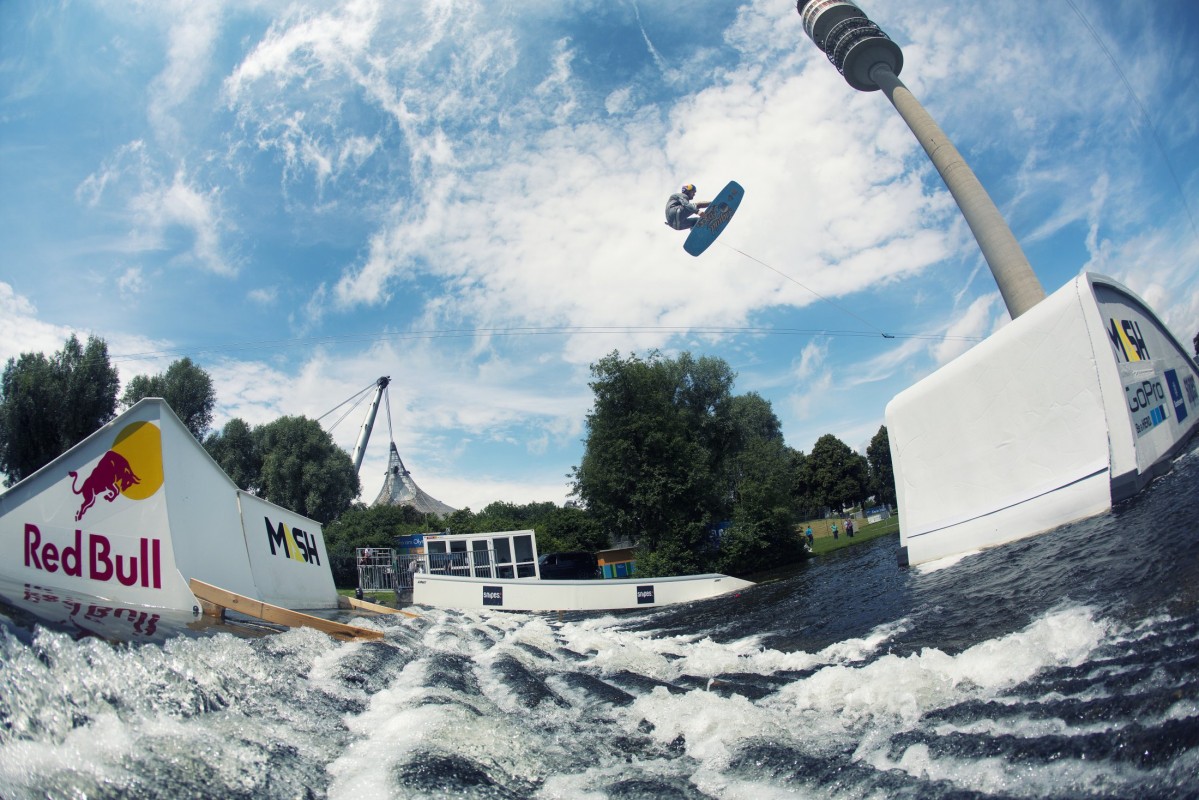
355 548 396 593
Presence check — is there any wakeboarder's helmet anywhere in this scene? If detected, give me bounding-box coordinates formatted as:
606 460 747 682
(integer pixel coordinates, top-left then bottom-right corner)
682 183 696 197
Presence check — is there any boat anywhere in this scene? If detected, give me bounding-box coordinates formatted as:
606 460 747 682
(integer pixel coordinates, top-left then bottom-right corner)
385 529 754 612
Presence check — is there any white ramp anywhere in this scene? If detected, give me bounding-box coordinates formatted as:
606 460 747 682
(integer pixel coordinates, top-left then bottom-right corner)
887 273 1199 566
0 399 338 612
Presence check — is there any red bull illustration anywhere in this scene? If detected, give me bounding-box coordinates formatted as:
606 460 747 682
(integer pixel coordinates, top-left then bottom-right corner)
67 421 164 521
69 450 140 521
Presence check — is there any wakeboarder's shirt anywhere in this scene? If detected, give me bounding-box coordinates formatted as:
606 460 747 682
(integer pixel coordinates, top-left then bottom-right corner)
665 192 699 217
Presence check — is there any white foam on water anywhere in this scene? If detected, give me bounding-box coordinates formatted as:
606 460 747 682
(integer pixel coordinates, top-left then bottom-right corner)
0 624 349 797
868 740 1181 798
327 695 471 798
609 607 1111 775
549 615 910 682
0 710 134 794
325 608 986 797
627 686 773 764
325 652 554 800
915 550 980 574
536 757 695 800
4 594 1177 799
307 637 374 705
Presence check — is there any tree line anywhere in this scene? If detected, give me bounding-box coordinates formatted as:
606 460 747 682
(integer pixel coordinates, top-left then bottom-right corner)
0 336 899 578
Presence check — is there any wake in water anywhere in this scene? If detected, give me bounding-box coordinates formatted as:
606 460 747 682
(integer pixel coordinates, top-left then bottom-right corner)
322 603 1197 799
3 597 1195 799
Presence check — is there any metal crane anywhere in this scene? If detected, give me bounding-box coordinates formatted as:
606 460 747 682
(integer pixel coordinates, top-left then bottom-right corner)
317 376 391 475
350 376 390 474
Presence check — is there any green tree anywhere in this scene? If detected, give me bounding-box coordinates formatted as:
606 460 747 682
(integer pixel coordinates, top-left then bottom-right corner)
57 335 121 451
121 357 216 439
807 433 868 513
0 335 119 485
323 503 432 555
717 393 800 572
788 447 817 518
0 353 60 485
572 351 735 561
473 500 558 533
440 506 480 534
253 415 361 524
536 505 607 554
866 425 896 507
572 351 809 576
203 417 261 491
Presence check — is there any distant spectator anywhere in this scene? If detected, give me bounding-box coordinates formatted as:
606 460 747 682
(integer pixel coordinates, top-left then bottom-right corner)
831 521 839 540
805 526 814 547
845 518 854 538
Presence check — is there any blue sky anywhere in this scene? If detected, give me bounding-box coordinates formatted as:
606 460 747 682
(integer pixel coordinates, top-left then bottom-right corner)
2 0 1197 511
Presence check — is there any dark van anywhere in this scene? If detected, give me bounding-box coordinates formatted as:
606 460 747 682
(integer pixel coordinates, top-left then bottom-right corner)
538 551 599 580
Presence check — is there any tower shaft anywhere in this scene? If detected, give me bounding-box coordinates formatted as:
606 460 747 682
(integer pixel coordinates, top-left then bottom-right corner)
869 65 1046 318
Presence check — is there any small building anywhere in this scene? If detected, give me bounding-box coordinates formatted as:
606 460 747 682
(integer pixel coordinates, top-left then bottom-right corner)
597 545 636 579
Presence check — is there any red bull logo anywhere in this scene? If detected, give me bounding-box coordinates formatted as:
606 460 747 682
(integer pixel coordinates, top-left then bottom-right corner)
24 524 163 589
67 421 164 521
69 450 140 521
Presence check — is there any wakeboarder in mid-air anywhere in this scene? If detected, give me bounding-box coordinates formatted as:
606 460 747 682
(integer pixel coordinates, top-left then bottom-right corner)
664 183 709 230
665 181 745 257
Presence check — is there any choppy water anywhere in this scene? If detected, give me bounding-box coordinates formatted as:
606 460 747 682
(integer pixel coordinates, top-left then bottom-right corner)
2 443 1198 799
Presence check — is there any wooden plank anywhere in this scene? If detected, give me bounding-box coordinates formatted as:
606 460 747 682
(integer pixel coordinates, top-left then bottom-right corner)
190 579 383 642
337 595 421 618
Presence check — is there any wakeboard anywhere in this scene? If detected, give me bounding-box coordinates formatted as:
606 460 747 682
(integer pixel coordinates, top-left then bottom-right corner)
683 180 744 257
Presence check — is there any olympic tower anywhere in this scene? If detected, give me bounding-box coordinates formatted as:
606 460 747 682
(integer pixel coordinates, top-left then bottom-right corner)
796 0 1045 318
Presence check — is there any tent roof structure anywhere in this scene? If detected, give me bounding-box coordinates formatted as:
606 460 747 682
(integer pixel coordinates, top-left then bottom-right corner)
372 442 457 516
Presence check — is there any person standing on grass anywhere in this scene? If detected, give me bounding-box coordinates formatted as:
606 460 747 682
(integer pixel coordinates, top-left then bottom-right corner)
845 517 854 538
831 521 839 540
805 526 814 547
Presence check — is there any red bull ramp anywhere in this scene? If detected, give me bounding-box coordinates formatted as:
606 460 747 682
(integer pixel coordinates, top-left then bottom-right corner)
0 399 359 633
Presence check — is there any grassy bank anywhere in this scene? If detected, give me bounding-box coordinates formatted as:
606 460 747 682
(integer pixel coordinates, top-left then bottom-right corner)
337 588 398 606
803 516 899 556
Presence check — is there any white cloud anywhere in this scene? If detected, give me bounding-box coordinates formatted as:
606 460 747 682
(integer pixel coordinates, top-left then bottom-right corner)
248 287 279 305
118 266 146 299
76 140 148 208
130 169 234 276
0 282 179 396
148 1 222 146
932 294 1003 366
0 283 73 364
7 0 1199 509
